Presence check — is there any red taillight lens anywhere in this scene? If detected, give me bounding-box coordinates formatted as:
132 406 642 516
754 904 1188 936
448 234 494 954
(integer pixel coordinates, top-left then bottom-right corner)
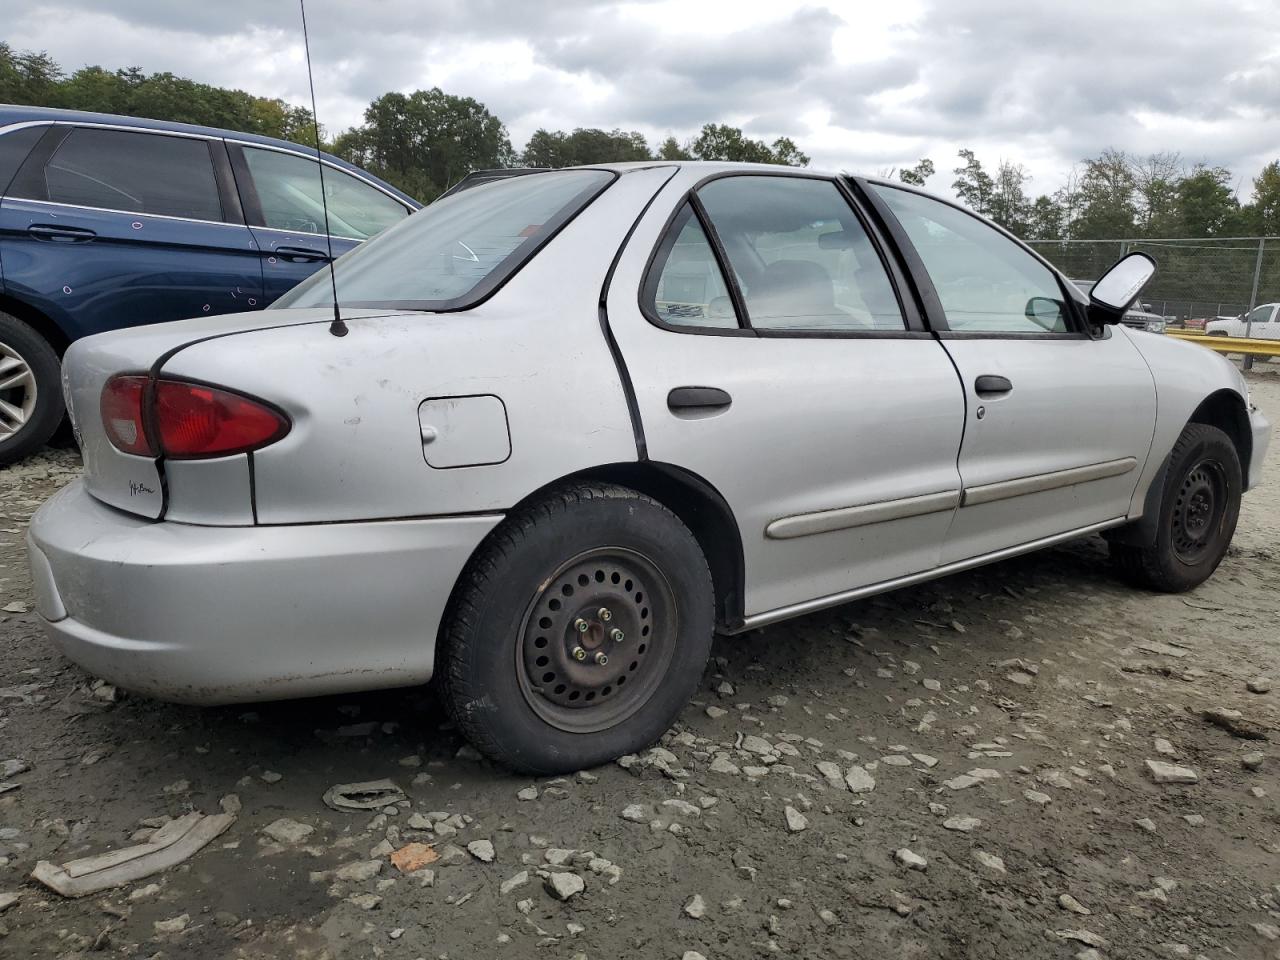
100 375 153 456
101 376 289 459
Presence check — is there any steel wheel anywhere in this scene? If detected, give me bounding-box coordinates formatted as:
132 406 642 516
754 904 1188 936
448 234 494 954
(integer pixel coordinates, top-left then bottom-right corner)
1171 458 1227 564
516 546 677 734
0 340 38 442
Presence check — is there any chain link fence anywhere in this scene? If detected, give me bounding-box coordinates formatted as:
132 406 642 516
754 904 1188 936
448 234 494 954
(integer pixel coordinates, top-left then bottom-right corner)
1026 236 1280 328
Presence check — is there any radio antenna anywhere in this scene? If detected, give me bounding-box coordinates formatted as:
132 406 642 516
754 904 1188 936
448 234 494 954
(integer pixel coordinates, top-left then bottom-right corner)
299 0 346 337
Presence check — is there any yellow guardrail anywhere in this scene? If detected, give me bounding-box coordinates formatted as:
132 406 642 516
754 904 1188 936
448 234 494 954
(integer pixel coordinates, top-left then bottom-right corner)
1164 330 1280 358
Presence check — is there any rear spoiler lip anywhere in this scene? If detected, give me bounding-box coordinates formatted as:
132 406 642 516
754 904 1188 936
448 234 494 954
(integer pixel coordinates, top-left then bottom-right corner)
436 167 552 200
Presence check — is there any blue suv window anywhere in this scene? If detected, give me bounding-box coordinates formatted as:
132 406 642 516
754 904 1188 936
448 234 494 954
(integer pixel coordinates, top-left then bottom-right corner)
31 128 223 221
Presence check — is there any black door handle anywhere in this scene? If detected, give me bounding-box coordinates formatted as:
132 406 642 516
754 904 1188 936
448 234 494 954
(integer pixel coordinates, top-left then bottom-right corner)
28 224 96 243
274 246 331 263
667 386 732 410
975 375 1013 397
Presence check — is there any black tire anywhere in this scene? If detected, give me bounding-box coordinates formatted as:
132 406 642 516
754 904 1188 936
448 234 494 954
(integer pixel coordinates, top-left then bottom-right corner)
1110 423 1241 592
438 482 715 774
0 311 64 467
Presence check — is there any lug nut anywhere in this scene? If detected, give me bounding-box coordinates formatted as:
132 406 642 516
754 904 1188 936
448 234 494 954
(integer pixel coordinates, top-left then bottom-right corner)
597 607 612 621
571 646 587 661
610 628 625 643
574 618 589 633
594 652 609 666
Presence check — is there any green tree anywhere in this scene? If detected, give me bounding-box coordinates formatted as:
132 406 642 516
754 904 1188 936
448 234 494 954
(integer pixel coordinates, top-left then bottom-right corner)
1174 164 1240 237
1026 194 1065 240
952 149 995 216
1245 160 1280 236
521 127 651 167
689 124 809 166
0 42 61 105
1073 149 1138 239
897 157 934 186
989 160 1032 235
334 89 513 200
1131 152 1182 236
657 135 692 160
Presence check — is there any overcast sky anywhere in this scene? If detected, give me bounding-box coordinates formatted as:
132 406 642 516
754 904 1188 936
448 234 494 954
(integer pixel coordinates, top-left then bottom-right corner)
7 0 1280 199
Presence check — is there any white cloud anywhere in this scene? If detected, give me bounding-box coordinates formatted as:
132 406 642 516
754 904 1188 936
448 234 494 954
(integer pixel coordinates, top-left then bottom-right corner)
7 0 1279 200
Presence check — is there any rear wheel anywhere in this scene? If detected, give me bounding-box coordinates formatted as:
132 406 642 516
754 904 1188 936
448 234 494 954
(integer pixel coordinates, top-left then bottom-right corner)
438 482 715 774
1110 423 1241 592
0 312 64 467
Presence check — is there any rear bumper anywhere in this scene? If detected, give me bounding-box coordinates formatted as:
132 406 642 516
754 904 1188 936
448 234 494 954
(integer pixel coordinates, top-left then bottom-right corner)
26 480 500 704
1248 406 1271 490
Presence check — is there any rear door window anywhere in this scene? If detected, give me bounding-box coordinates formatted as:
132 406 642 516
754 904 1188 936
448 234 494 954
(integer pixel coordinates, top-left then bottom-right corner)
696 176 906 332
0 126 47 195
645 204 740 329
241 146 408 240
30 128 223 221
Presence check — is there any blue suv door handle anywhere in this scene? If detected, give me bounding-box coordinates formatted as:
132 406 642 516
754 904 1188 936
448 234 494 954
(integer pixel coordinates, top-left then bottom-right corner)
274 246 331 263
28 224 97 243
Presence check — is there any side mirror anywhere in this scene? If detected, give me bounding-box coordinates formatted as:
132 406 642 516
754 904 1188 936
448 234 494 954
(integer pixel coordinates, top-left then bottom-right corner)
1025 296 1065 331
1090 252 1156 318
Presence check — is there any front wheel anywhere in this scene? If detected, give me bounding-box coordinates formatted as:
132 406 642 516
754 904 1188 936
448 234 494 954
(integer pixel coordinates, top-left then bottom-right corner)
437 482 715 774
1110 423 1241 592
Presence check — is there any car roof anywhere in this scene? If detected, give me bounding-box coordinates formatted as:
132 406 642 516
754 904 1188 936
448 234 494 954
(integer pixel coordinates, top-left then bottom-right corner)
0 103 419 207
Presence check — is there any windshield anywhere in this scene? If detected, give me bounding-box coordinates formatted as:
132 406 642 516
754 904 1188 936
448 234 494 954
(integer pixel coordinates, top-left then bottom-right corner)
274 169 615 311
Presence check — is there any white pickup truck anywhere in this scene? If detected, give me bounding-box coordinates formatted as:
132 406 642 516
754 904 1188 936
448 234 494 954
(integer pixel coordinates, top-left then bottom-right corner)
1206 303 1280 340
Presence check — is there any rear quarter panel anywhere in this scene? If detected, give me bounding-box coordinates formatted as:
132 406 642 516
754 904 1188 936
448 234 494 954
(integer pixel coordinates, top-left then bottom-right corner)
158 167 675 523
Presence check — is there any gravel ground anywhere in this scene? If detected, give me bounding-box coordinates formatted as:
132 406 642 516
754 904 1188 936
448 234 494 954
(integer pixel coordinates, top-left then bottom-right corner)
1 373 1279 960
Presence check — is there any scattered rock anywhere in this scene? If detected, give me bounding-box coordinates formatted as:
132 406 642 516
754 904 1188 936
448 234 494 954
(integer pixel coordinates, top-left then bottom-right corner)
545 872 585 901
845 765 876 793
1145 760 1198 784
1058 893 1091 915
1024 790 1052 806
684 893 707 919
154 913 190 934
895 848 927 870
467 839 495 863
0 892 18 913
1200 707 1268 741
1242 751 1265 771
500 871 529 895
1135 817 1158 833
943 816 981 833
784 806 808 833
516 786 538 801
1247 677 1272 694
973 851 1005 874
262 818 313 844
335 860 382 882
1153 737 1177 757
621 804 649 823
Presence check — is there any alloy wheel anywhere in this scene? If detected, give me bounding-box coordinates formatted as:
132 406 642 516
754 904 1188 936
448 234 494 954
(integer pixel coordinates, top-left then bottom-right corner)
0 340 38 443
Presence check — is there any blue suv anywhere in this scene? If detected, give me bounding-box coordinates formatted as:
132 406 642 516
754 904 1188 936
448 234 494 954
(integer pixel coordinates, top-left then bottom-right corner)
0 105 419 464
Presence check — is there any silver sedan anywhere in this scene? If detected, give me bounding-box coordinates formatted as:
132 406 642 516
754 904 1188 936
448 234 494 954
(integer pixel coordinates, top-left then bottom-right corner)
27 162 1270 773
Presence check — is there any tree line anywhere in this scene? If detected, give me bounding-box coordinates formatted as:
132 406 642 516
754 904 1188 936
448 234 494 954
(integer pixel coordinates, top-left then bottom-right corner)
3 43 1277 251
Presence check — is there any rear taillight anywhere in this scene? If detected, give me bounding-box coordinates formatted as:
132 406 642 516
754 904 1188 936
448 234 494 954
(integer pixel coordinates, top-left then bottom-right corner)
100 375 151 456
101 376 290 460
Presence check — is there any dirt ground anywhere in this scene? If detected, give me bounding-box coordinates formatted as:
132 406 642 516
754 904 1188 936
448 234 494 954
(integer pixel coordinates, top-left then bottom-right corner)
2 373 1279 960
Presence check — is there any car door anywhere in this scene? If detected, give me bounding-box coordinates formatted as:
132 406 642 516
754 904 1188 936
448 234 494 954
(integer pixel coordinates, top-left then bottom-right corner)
1243 303 1280 339
862 182 1157 564
0 125 263 339
227 143 412 306
607 172 966 622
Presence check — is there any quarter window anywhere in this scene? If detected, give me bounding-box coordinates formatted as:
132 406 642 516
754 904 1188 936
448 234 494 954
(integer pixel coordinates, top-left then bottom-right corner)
697 176 905 332
870 185 1069 334
37 128 222 220
242 147 408 240
646 205 740 329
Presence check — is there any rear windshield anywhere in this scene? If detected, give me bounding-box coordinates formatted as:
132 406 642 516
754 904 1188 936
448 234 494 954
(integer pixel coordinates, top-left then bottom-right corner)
274 169 615 312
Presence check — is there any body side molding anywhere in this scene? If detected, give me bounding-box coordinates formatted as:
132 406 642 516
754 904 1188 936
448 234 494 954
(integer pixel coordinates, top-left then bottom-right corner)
765 489 960 540
961 457 1138 507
